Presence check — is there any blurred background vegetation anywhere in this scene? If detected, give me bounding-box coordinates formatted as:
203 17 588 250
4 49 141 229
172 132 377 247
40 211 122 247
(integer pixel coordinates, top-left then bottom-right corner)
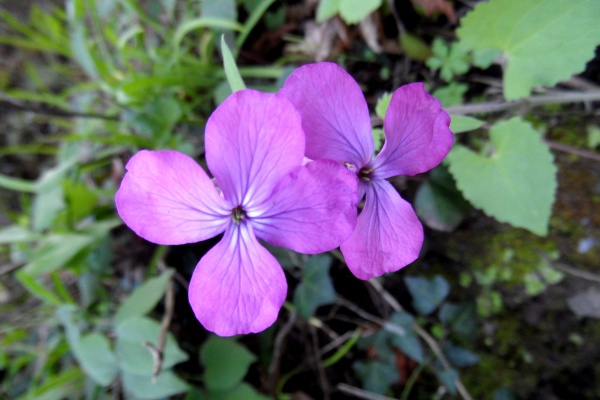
1 0 600 399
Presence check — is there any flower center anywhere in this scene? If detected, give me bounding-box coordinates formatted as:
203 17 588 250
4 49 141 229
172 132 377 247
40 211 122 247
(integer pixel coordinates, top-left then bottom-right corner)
231 206 247 224
358 167 373 182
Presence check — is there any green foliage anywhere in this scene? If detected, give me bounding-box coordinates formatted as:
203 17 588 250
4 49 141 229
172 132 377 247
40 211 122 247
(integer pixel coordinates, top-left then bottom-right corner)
458 0 600 99
405 275 450 315
426 38 470 82
115 316 188 375
450 116 485 134
433 82 468 107
201 336 256 391
353 359 399 394
316 0 383 24
114 269 175 324
221 36 246 93
71 333 119 386
446 117 557 235
293 254 336 319
400 32 432 62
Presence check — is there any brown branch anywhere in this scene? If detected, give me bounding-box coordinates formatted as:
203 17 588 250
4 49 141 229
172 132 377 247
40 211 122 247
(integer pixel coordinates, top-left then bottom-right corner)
367 279 474 400
143 277 175 383
337 383 398 400
544 139 600 162
445 90 600 116
268 310 297 395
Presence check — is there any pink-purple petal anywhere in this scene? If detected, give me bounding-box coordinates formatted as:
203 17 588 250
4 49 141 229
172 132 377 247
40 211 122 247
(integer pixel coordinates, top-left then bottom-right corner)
279 62 374 168
370 83 453 179
205 90 305 208
251 159 358 254
188 224 286 336
115 150 230 245
341 179 424 280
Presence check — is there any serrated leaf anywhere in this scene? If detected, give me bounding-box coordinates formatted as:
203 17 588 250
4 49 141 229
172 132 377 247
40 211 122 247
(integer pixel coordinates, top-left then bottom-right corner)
446 117 557 235
405 275 449 315
293 254 336 319
385 312 424 362
115 316 188 375
72 333 118 386
457 0 600 99
338 0 382 24
450 115 485 133
114 269 174 324
353 359 399 394
200 336 256 391
122 370 189 399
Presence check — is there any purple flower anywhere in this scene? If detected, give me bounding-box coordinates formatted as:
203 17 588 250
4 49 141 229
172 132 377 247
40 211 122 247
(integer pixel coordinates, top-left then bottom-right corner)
115 89 358 336
280 62 453 280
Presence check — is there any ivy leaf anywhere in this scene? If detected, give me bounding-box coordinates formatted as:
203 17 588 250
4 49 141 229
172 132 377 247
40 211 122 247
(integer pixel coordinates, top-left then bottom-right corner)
457 0 600 99
200 336 256 392
293 254 336 319
439 302 478 340
405 275 450 315
446 117 557 235
353 359 399 394
385 312 424 363
442 342 480 367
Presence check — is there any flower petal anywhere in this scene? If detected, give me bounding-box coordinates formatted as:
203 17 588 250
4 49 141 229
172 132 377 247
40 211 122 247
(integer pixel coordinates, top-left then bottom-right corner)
341 179 423 280
251 159 358 253
205 89 305 208
115 150 230 245
370 83 453 178
188 224 286 336
279 62 373 168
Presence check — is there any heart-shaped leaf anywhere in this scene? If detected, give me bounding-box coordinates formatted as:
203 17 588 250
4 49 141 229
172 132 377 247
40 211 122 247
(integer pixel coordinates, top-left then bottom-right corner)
446 117 557 235
405 275 450 315
458 0 600 99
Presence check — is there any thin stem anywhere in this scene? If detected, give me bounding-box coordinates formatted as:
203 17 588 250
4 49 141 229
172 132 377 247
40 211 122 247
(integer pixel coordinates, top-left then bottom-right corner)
445 90 600 116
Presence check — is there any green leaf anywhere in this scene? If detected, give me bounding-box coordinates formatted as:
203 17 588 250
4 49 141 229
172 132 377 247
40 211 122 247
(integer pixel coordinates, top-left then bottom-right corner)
72 333 119 386
450 116 485 133
414 165 470 232
405 275 449 315
375 92 392 120
442 342 480 367
0 173 37 192
16 270 62 305
115 316 188 375
439 302 478 340
446 117 557 235
0 225 40 243
437 368 459 394
197 383 270 400
114 269 174 324
385 312 423 362
433 83 468 107
221 35 246 92
426 38 470 82
173 17 243 49
293 254 336 319
400 32 432 62
457 0 600 99
22 233 95 276
200 336 256 391
63 180 98 223
353 359 399 394
122 370 189 399
316 0 340 22
339 0 382 24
